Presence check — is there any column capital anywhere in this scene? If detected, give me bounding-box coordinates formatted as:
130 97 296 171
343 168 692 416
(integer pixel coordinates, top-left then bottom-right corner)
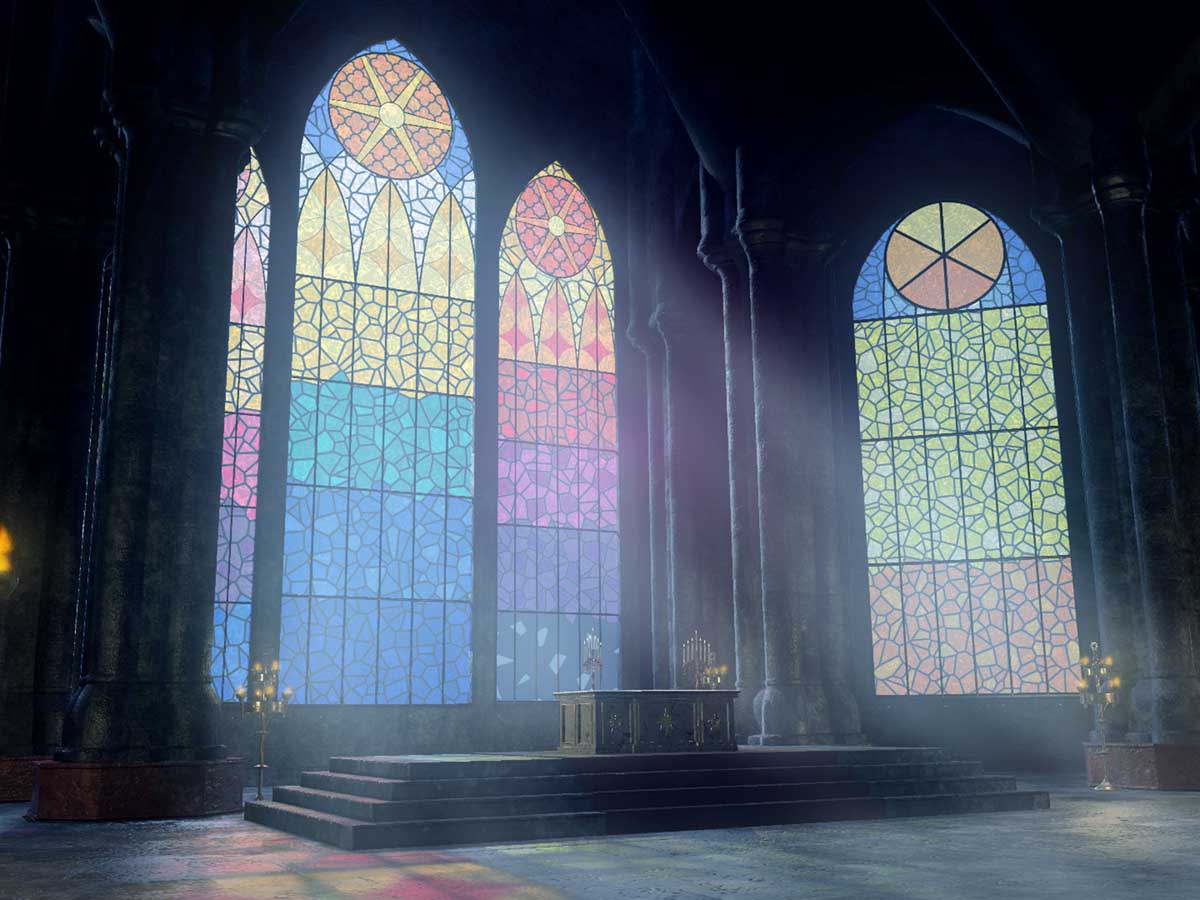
1093 170 1150 210
734 216 787 266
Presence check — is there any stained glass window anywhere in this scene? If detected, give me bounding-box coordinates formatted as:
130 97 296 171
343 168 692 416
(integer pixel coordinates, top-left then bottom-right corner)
281 39 475 704
853 202 1079 696
496 163 620 700
213 149 270 700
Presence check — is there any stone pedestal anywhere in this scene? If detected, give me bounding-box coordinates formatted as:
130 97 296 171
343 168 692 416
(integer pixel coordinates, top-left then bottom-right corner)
30 757 244 820
0 756 52 802
1085 743 1200 790
556 690 739 754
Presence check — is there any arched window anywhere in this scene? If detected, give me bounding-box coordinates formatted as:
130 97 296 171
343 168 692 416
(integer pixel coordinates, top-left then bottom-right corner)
213 149 270 701
853 202 1078 696
279 39 475 704
496 163 620 700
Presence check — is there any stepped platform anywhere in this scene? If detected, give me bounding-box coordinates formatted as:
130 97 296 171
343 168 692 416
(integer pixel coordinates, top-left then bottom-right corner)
244 746 1049 850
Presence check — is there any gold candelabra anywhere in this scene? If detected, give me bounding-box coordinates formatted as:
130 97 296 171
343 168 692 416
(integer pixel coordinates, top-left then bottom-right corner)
681 631 727 689
236 660 293 801
582 631 603 689
1077 641 1121 792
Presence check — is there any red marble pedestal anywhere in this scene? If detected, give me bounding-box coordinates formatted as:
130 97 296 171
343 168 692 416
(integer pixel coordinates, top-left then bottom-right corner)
1085 743 1200 789
0 757 53 802
30 757 245 820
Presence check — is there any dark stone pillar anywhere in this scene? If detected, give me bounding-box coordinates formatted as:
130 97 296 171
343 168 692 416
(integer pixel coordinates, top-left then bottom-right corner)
698 166 763 739
1092 143 1200 744
34 5 262 819
1035 179 1144 741
652 285 735 691
736 148 835 743
628 312 673 688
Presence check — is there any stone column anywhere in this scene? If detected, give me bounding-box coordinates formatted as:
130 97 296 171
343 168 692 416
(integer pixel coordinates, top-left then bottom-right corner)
1092 146 1200 745
628 307 673 688
1035 181 1144 740
698 166 764 739
735 148 834 743
652 284 735 691
34 7 262 819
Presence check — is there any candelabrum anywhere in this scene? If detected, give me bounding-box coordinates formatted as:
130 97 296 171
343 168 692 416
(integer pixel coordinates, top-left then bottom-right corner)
681 631 728 689
582 631 603 689
236 660 293 801
1078 641 1121 792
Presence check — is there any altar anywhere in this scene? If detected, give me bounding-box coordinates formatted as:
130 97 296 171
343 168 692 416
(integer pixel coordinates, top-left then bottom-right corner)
554 689 739 754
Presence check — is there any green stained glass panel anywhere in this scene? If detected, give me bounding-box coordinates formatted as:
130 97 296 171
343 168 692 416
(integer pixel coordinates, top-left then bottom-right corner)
984 307 1023 430
917 317 956 435
1017 306 1057 428
860 440 898 562
1028 429 1070 555
886 319 924 437
855 321 889 440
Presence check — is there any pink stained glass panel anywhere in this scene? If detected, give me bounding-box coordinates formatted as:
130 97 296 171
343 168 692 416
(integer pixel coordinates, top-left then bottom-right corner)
231 229 267 325
901 564 941 694
869 565 907 695
1039 557 1079 692
969 562 1011 693
1004 559 1048 692
934 562 977 694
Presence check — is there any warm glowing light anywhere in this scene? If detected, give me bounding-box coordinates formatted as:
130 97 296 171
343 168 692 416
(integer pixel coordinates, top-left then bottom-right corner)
1104 656 1114 667
252 661 264 673
0 525 12 575
1110 677 1120 688
1077 681 1088 691
270 659 280 672
235 684 247 699
1080 656 1090 666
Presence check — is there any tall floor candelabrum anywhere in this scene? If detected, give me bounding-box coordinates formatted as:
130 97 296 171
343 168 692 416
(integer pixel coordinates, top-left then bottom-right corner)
237 661 293 801
1078 641 1121 791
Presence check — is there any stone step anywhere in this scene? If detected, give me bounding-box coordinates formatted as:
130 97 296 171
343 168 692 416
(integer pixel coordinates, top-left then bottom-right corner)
245 789 1049 851
326 747 952 781
301 760 986 801
273 776 1019 823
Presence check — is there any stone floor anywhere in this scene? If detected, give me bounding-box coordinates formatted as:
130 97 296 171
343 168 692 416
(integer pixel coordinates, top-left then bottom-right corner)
0 777 1197 899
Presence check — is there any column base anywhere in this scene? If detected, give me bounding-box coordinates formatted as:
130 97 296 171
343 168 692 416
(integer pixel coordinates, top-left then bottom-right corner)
29 757 245 820
1085 743 1200 790
0 756 53 802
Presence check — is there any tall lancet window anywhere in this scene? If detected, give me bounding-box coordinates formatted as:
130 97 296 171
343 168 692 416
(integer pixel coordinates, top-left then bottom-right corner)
213 149 270 701
496 163 620 700
281 39 476 704
852 202 1078 696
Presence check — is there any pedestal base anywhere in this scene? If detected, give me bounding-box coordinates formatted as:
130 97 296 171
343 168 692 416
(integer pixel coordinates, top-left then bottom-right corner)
0 756 52 802
1085 743 1200 790
30 757 245 820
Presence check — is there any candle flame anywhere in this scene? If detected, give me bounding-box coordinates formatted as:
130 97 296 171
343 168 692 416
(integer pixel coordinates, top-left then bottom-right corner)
0 526 12 574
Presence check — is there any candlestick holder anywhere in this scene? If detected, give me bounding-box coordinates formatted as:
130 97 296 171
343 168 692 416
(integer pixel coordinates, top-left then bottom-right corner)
582 631 603 689
236 660 293 801
681 631 726 689
1078 641 1121 792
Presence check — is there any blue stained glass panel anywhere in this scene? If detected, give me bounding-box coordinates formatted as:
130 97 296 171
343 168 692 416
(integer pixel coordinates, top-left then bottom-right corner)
378 601 411 704
599 530 620 617
513 613 536 700
446 397 474 497
559 613 580 691
315 382 352 487
411 601 445 704
412 494 445 600
343 598 378 703
282 485 314 594
311 488 348 596
600 615 620 690
497 524 516 611
536 527 558 613
513 525 538 612
496 610 515 700
557 528 581 614
579 530 602 614
307 600 344 704
345 489 382 598
380 492 414 598
413 394 447 495
288 381 319 484
279 595 309 703
349 385 385 489
382 390 416 493
444 603 471 703
535 612 560 701
445 498 473 601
